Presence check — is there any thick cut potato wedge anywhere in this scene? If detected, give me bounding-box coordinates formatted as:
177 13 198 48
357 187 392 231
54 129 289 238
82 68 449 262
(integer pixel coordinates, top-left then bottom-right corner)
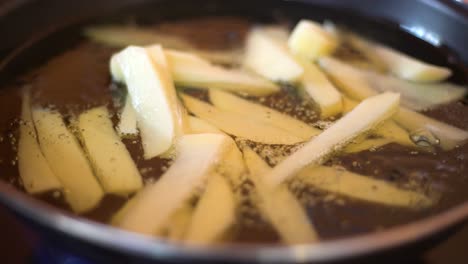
117 133 233 235
78 106 143 195
117 96 138 136
243 147 319 244
288 20 338 60
209 90 320 140
184 173 236 244
265 93 400 187
33 109 104 213
244 27 303 82
188 116 223 134
111 46 183 159
344 138 392 153
167 204 194 241
346 32 451 82
298 59 342 118
181 94 304 145
298 166 432 208
18 92 62 194
164 50 279 96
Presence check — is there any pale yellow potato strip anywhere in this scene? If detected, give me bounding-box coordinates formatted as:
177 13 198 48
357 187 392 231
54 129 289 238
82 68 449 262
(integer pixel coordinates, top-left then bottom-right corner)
18 92 62 194
117 96 138 136
33 109 104 213
298 166 432 208
167 204 194 241
78 106 143 195
265 93 400 187
243 147 319 244
209 89 320 140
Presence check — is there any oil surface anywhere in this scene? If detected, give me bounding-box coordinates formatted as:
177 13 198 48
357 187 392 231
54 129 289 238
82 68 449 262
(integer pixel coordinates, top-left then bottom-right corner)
0 17 467 243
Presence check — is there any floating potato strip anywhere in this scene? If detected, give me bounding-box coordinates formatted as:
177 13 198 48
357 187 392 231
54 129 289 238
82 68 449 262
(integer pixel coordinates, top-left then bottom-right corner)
319 57 468 150
117 134 234 235
17 92 62 194
164 49 279 96
78 106 143 195
297 166 433 208
265 93 400 188
288 19 338 60
117 96 138 136
343 97 415 147
344 31 451 82
181 94 305 145
244 27 303 82
32 109 104 213
297 58 343 118
167 204 194 241
187 116 223 134
184 173 236 244
209 89 320 140
243 147 319 244
110 46 183 159
343 138 393 154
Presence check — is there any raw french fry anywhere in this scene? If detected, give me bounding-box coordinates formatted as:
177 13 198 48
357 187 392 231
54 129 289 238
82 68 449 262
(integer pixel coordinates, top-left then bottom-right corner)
298 166 432 208
319 57 465 111
265 93 400 187
193 49 244 65
117 96 138 136
164 50 279 96
297 58 342 118
209 90 320 140
117 133 234 235
243 147 319 244
18 92 62 194
346 32 451 82
78 106 143 195
33 109 104 213
181 94 304 145
218 141 246 188
111 197 137 226
288 20 338 60
343 97 414 147
84 25 194 49
184 173 236 244
395 108 468 150
188 116 223 134
110 46 183 159
344 138 392 153
321 58 468 150
244 27 303 82
167 204 194 241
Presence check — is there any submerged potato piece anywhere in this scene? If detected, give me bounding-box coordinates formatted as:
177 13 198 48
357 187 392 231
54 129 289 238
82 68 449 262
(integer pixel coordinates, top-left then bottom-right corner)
117 96 138 136
188 116 223 134
78 106 143 195
111 46 182 159
244 27 303 82
288 20 338 60
167 204 194 241
18 92 62 194
298 59 342 117
266 93 400 187
344 138 392 153
209 90 320 140
181 94 304 145
33 109 104 213
395 108 468 150
347 33 451 82
117 133 233 235
164 50 279 96
243 147 319 244
298 166 432 208
184 173 236 244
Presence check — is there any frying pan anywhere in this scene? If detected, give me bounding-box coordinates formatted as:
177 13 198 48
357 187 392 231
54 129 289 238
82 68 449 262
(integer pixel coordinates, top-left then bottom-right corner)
0 0 468 263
